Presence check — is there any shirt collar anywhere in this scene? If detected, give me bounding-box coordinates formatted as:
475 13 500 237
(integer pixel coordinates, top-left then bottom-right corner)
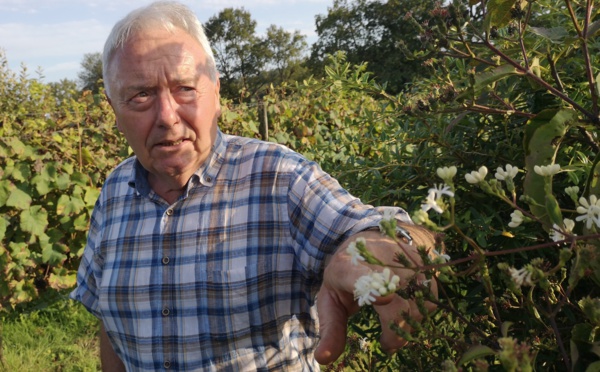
193 129 226 187
128 129 227 196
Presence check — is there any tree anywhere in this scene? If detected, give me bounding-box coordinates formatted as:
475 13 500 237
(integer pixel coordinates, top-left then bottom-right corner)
205 8 265 99
310 0 440 94
77 52 103 94
205 8 312 100
48 78 78 104
263 25 308 85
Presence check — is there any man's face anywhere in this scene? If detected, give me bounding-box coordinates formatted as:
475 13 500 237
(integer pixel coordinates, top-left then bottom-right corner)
107 27 220 187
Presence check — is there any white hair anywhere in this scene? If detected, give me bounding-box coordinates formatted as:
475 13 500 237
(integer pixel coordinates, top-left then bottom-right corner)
102 1 217 97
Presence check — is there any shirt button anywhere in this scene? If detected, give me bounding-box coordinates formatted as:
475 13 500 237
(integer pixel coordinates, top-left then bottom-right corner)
164 360 171 369
162 256 170 265
162 307 170 316
166 209 173 216
206 176 212 182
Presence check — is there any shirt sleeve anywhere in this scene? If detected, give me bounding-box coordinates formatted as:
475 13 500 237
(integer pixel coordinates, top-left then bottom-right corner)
285 153 409 275
69 198 104 319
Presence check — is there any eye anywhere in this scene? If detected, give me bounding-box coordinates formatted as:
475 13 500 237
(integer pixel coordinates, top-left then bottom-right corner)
130 91 150 103
175 86 197 102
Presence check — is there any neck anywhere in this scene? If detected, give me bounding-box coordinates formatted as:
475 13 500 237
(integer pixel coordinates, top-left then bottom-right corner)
148 173 189 204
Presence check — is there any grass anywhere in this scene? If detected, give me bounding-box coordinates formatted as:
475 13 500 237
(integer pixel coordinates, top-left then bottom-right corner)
0 291 100 371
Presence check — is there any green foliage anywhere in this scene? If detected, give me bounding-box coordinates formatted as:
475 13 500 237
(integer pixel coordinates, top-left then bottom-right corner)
205 8 310 100
0 50 127 310
310 0 439 94
77 52 103 94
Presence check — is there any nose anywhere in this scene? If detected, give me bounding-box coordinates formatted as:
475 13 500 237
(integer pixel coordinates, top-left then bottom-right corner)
156 91 179 128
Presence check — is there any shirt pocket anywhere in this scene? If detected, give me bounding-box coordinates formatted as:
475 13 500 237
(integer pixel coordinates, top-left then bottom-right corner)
201 267 252 340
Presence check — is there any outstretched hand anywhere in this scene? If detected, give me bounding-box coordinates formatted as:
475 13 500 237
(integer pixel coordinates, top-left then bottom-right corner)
314 225 438 365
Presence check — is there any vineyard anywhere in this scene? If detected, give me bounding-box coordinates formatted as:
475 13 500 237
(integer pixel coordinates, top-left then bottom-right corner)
2 0 600 370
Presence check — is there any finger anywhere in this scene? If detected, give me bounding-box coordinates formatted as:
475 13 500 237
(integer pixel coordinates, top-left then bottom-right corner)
374 296 420 354
314 288 351 365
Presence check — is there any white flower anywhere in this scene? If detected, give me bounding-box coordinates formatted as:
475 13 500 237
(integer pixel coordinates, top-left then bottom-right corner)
565 186 580 197
549 218 576 242
534 163 561 176
422 189 443 214
436 166 457 181
421 183 454 214
432 248 450 262
379 268 401 293
346 238 367 266
353 268 401 306
509 266 533 287
354 275 378 306
495 164 519 181
359 337 370 352
465 166 488 184
576 194 600 229
430 183 455 199
508 210 524 228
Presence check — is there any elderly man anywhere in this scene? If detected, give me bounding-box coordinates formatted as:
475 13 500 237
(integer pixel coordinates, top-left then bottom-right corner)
70 1 436 370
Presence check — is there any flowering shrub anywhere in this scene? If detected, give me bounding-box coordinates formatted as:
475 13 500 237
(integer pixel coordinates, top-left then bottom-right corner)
320 0 600 370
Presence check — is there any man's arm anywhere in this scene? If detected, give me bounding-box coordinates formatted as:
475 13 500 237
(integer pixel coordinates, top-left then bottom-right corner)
100 324 126 372
314 223 438 365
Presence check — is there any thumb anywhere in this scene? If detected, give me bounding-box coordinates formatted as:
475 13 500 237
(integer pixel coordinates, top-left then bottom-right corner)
314 286 350 365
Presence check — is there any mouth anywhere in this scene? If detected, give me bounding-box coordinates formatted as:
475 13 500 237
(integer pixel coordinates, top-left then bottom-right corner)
156 138 187 147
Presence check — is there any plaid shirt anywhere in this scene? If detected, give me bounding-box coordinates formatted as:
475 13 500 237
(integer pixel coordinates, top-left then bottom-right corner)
70 130 409 371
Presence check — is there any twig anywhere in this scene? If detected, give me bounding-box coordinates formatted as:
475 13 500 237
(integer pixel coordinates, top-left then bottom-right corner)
483 40 599 125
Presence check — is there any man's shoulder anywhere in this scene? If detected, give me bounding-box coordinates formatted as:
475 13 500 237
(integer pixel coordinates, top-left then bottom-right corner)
222 134 303 162
98 156 136 198
220 134 310 175
105 156 136 182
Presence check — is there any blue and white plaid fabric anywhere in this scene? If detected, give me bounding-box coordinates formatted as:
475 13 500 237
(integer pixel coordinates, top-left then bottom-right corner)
70 130 409 371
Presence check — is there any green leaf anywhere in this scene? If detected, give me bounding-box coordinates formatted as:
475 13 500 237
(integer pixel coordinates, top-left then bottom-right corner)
42 162 58 181
19 205 48 237
84 187 100 208
484 0 519 32
73 213 89 231
523 109 573 229
56 173 71 190
586 361 600 372
31 174 52 196
458 345 496 365
56 194 86 216
9 162 32 182
42 240 68 266
586 20 600 39
48 267 76 290
0 180 11 207
0 215 9 242
71 171 90 187
545 193 563 227
579 297 600 326
6 137 28 157
6 187 33 210
456 64 522 101
501 321 514 337
529 26 569 43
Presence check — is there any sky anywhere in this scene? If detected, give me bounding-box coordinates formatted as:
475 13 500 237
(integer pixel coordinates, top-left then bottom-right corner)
0 0 332 83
